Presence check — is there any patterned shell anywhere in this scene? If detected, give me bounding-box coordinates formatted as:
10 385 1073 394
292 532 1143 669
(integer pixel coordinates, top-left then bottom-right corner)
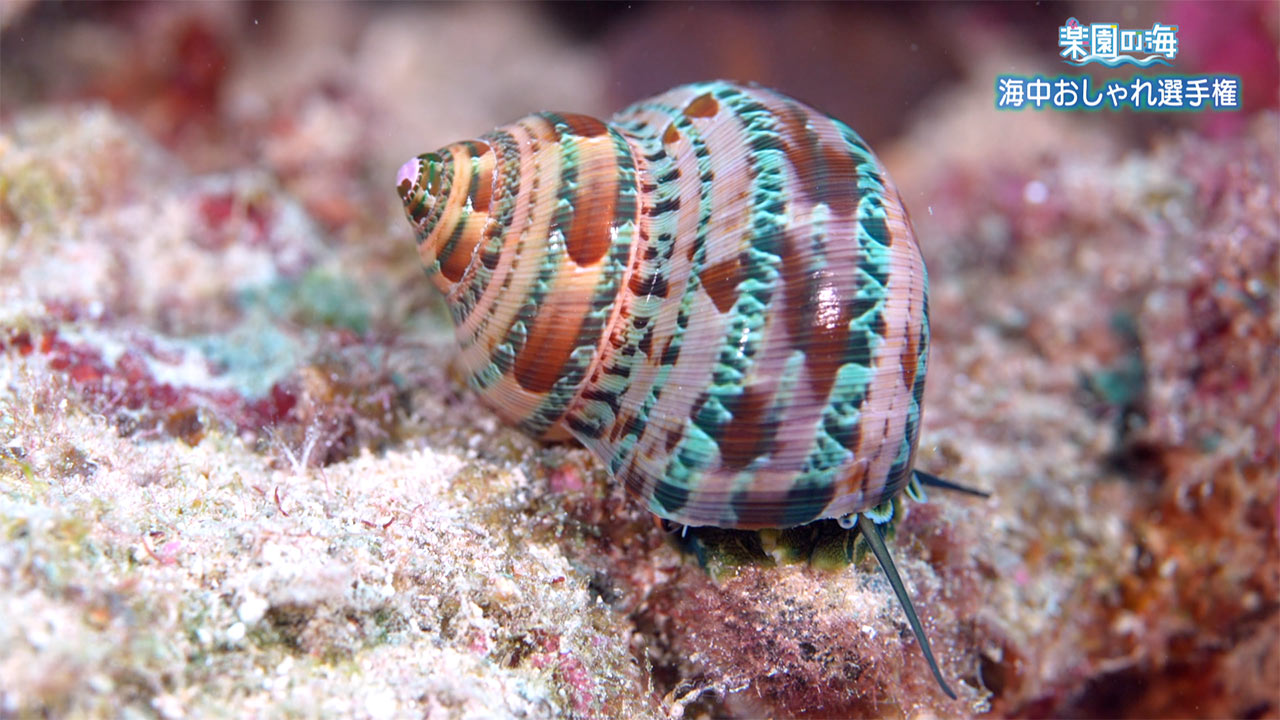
397 80 929 531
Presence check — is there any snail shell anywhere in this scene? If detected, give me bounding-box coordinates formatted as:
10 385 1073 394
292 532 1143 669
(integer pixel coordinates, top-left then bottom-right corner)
399 80 964 699
397 80 929 531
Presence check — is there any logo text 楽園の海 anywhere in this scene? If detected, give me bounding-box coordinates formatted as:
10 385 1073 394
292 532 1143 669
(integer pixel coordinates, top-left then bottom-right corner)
996 17 1242 112
1059 17 1177 68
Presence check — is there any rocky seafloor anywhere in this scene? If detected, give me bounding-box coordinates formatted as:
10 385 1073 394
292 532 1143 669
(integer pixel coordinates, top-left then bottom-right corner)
1 3 1277 719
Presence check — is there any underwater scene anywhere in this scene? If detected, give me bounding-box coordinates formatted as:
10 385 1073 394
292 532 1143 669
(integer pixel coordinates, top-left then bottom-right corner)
1 2 1276 718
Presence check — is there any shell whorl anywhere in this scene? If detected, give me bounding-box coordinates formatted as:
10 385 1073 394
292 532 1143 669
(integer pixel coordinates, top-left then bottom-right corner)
397 81 929 531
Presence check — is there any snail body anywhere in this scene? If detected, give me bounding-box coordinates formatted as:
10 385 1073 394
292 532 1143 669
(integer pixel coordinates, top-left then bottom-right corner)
398 80 967 698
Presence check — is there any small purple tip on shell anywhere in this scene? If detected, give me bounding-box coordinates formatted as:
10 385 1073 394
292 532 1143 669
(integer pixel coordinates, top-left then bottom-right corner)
396 158 419 194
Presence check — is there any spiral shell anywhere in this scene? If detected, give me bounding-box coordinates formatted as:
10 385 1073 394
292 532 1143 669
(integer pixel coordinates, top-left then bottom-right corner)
397 80 977 699
397 80 930 531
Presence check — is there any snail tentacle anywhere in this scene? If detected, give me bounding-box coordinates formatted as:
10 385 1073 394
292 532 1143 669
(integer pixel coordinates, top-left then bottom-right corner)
857 512 958 700
912 469 991 499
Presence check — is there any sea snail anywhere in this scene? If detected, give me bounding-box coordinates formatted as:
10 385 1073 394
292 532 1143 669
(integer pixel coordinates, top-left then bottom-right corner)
396 80 985 698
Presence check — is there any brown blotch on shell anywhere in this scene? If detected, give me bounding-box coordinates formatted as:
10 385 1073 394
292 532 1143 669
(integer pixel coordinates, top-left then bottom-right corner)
469 154 493 214
563 138 619 267
777 226 853 398
662 123 680 146
718 385 775 471
664 425 684 453
901 318 920 391
562 113 610 138
684 92 720 118
818 145 858 215
779 103 824 207
437 219 481 283
513 294 590 394
700 254 747 314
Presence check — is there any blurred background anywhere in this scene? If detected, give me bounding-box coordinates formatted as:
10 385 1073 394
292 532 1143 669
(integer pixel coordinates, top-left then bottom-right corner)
3 1 1275 220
